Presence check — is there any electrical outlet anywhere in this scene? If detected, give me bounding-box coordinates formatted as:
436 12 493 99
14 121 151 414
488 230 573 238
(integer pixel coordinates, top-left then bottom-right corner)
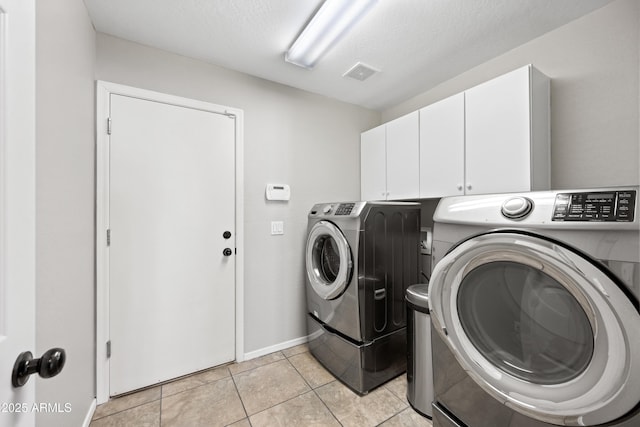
271 221 284 235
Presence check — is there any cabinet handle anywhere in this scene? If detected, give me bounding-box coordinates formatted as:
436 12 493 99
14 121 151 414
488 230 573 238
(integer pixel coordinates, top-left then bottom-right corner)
457 184 463 191
466 184 473 191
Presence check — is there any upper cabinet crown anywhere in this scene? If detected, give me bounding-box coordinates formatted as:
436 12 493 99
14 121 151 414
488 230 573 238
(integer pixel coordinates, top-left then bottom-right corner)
362 65 550 200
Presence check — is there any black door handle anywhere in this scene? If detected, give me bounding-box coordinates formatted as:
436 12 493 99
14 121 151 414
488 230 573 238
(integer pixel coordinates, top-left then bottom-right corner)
12 348 66 387
223 248 233 256
223 231 232 239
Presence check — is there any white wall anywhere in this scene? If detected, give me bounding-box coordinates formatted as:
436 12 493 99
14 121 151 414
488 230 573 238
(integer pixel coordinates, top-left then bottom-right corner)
35 0 96 425
95 34 380 355
383 0 639 189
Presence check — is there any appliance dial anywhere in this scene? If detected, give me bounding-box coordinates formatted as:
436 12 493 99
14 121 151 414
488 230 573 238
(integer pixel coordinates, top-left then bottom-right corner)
501 197 533 220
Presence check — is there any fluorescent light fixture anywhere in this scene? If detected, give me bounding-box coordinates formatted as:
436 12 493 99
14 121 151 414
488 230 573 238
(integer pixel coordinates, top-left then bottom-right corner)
285 0 378 69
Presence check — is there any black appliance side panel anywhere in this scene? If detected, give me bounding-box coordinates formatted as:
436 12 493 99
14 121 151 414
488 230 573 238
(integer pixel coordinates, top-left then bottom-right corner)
359 206 420 341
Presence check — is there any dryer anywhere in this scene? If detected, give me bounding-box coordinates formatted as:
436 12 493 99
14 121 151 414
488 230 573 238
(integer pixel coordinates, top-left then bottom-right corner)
305 201 420 394
428 187 640 427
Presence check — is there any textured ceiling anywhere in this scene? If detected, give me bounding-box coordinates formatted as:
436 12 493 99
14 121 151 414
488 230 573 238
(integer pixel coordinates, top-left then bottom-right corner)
84 0 613 111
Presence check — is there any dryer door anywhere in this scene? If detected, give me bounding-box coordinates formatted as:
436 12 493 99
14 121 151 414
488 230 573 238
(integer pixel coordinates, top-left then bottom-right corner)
429 231 640 426
306 221 353 300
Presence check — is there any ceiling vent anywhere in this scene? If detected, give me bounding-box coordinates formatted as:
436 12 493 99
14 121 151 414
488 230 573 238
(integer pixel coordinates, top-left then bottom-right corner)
343 62 380 81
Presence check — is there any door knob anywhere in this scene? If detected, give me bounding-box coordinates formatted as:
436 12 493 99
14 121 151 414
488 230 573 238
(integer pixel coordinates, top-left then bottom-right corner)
12 348 66 387
223 248 233 256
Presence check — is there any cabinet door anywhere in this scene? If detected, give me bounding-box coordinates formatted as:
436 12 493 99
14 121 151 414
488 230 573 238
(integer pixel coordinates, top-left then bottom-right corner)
465 66 532 194
361 125 387 200
386 111 419 200
419 93 465 198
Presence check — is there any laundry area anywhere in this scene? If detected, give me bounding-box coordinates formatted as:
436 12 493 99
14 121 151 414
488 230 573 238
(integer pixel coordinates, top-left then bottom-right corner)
2 0 638 426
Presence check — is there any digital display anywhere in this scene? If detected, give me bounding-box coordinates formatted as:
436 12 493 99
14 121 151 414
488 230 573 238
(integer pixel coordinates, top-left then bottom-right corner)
587 193 613 200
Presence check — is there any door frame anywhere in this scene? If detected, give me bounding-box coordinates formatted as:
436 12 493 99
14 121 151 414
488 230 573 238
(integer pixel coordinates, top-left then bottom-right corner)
95 81 245 404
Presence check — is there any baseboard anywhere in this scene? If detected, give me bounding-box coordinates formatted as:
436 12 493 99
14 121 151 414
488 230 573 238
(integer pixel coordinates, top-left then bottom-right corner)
243 335 309 361
82 398 97 427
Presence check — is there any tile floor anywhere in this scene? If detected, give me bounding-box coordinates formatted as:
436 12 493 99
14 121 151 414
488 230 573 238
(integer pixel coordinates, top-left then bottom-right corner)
90 343 433 427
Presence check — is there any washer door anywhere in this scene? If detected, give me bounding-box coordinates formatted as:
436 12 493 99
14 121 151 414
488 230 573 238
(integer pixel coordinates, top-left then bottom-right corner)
306 221 353 300
429 231 640 426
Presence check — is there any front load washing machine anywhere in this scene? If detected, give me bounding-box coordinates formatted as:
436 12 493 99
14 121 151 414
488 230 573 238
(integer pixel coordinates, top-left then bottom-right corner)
429 187 640 427
305 201 420 394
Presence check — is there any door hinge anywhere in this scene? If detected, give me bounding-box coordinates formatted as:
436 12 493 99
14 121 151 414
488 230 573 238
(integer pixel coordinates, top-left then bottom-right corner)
106 340 111 358
106 229 111 246
107 117 112 135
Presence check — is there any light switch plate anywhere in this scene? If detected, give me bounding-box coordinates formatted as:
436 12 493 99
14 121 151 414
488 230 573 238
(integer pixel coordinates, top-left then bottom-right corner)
271 221 284 235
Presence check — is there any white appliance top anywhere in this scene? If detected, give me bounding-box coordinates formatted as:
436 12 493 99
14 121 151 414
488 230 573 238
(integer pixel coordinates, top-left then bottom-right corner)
434 187 639 231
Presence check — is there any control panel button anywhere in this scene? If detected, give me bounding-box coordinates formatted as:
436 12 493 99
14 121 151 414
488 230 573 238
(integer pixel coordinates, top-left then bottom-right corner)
501 197 533 220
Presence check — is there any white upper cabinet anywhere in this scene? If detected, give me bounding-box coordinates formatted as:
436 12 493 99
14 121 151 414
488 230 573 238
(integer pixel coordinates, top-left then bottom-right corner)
419 93 465 198
361 125 387 201
386 111 419 200
360 111 419 201
418 65 550 198
364 64 550 200
464 65 550 195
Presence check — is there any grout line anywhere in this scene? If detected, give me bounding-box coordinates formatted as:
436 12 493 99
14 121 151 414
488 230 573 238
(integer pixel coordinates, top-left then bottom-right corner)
91 398 161 423
230 368 251 422
91 390 162 421
161 366 233 399
243 358 312 416
311 382 344 426
229 351 287 377
287 353 316 390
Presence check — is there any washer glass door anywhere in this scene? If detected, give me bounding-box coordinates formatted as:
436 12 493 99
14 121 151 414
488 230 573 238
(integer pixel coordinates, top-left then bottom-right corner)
429 231 640 426
457 260 594 385
306 221 353 300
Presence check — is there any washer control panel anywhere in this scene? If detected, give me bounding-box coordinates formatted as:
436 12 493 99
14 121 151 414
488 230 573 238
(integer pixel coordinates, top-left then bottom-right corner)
334 203 356 215
309 202 365 217
552 190 636 222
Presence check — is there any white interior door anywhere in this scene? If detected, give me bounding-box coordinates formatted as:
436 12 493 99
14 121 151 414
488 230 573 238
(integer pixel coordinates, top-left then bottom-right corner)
108 94 236 396
0 1 37 426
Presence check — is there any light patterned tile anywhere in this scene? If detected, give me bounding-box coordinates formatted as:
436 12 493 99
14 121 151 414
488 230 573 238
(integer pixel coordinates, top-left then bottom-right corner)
93 386 161 420
229 351 286 375
316 380 408 427
249 391 340 427
227 418 251 427
384 374 408 402
233 359 310 415
89 400 160 427
288 351 335 389
379 407 433 426
161 377 246 427
161 365 230 397
282 343 309 358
